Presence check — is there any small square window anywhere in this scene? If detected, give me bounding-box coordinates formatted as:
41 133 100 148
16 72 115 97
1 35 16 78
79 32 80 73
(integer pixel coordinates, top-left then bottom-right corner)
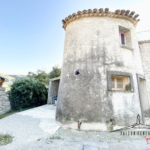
111 76 131 91
108 71 134 92
119 26 132 48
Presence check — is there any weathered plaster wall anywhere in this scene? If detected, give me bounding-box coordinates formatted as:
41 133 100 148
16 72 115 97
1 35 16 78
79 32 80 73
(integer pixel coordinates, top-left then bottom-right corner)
47 81 51 104
47 80 60 104
139 42 150 103
125 31 132 48
139 41 150 117
0 87 11 115
56 17 143 130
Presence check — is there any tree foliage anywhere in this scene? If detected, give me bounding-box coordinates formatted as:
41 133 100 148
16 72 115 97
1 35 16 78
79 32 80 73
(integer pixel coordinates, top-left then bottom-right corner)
8 79 47 110
49 66 61 79
27 70 48 85
27 66 61 86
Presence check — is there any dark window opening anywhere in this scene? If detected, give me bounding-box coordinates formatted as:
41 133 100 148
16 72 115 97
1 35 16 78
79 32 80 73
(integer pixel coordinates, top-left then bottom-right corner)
121 33 125 45
75 70 80 75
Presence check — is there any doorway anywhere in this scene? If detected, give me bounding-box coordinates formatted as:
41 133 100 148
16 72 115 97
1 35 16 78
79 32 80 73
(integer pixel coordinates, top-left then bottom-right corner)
137 74 150 122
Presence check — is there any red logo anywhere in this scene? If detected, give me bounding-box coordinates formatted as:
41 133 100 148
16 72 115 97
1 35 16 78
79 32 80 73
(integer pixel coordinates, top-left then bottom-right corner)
144 136 150 144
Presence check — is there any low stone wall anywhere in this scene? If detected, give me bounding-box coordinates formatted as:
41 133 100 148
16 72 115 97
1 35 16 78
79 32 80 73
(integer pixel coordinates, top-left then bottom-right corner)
0 87 11 115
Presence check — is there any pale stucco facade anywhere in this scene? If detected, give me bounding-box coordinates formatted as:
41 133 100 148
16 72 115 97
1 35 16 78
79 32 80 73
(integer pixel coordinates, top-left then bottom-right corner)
139 41 150 110
48 8 150 131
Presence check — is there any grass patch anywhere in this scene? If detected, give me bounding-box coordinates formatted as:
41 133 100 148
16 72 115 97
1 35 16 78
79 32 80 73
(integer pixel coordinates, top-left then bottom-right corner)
0 106 36 120
0 134 13 146
0 110 15 119
107 126 114 131
50 136 61 140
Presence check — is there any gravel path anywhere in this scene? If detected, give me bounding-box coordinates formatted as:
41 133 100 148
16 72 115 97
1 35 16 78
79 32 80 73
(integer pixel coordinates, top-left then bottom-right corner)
2 127 149 150
0 105 59 150
11 139 149 150
0 105 150 150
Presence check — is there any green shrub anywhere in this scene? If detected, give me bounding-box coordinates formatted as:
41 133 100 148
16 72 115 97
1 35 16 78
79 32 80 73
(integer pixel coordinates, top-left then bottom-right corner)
8 79 47 110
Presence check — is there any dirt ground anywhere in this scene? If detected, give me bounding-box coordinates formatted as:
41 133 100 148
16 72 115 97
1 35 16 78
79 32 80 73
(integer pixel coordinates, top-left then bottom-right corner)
11 127 149 150
0 105 150 150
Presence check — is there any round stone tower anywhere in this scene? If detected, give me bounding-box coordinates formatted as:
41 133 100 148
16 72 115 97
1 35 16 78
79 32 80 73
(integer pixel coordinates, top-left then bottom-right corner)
56 8 145 131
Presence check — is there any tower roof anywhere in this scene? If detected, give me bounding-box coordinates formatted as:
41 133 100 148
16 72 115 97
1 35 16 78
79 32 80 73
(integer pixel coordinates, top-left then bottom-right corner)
62 8 140 30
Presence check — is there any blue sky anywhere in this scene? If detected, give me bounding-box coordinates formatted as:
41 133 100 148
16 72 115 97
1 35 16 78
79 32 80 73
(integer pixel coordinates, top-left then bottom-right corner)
0 0 149 75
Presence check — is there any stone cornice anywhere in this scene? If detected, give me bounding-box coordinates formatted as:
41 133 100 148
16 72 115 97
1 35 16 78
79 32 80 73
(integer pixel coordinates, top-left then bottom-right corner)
62 8 140 30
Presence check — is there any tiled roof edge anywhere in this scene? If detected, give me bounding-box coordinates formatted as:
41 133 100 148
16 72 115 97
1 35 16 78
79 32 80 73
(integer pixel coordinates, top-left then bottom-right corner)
62 8 140 30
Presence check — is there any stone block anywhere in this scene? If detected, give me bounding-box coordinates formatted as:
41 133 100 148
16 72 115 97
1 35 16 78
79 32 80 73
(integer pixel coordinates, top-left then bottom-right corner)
0 87 6 92
83 145 100 150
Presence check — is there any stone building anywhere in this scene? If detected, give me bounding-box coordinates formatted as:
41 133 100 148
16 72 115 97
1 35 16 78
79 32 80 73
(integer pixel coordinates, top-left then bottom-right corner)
48 8 150 131
139 40 150 116
47 76 60 104
0 76 11 115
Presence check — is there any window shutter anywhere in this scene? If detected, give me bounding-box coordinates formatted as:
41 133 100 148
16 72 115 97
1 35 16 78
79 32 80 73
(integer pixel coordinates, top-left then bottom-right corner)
117 78 123 89
111 78 115 88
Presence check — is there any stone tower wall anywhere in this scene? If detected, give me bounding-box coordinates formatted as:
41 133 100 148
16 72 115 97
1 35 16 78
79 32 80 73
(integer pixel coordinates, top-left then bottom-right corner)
56 9 143 130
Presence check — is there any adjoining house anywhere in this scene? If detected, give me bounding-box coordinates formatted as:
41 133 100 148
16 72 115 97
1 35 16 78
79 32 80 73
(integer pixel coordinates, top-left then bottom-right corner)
47 76 60 104
0 76 9 87
48 8 150 131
